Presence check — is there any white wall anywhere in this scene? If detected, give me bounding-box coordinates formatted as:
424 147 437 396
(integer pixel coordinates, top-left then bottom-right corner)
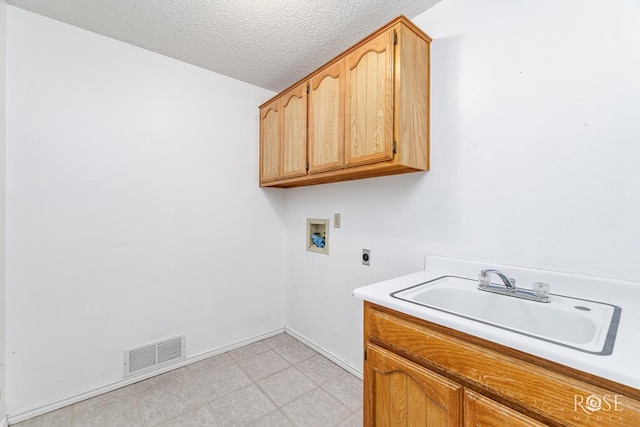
284 0 640 374
0 0 7 423
6 7 284 415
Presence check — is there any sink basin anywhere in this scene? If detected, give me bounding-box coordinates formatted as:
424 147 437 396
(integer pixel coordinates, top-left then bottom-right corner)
391 276 621 354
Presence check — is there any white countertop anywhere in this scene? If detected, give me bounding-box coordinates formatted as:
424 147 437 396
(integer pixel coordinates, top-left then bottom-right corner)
353 255 640 390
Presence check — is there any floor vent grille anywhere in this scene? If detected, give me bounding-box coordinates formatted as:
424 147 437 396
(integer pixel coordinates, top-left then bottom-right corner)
124 335 185 377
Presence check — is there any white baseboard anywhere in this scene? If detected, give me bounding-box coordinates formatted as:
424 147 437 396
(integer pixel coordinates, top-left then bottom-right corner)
284 327 363 380
8 328 285 425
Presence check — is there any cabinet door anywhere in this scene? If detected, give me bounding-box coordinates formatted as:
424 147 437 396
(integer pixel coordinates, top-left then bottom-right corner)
280 82 308 179
344 28 395 167
260 99 281 182
308 61 345 174
365 344 462 426
463 390 546 427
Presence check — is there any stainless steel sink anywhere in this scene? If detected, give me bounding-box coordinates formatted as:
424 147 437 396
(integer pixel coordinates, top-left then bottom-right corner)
391 276 621 354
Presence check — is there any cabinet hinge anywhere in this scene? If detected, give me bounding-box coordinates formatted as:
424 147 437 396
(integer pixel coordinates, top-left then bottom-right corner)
393 32 398 45
392 141 397 155
364 349 367 361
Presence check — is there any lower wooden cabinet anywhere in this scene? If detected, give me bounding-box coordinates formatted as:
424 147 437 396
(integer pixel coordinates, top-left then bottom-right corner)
363 302 640 427
365 344 542 426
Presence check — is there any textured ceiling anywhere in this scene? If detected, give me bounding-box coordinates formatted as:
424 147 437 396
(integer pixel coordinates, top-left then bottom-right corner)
8 0 442 92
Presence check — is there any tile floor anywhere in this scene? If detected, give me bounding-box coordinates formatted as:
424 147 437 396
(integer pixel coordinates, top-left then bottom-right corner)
14 333 363 426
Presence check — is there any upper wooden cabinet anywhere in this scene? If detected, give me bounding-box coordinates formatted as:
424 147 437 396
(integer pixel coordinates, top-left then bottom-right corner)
259 16 431 187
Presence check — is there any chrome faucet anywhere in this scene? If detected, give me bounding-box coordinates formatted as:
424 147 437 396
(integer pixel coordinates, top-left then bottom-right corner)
479 269 516 292
478 269 550 303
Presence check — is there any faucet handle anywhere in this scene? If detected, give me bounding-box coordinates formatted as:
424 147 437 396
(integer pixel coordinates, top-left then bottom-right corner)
478 272 491 287
533 282 550 298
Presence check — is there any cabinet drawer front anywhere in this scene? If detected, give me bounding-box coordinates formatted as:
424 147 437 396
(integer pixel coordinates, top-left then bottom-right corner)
366 343 462 426
366 305 640 427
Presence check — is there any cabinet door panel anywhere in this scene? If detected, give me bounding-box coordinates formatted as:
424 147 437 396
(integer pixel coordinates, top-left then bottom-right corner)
309 61 345 174
463 390 546 427
260 101 280 182
345 29 394 167
281 83 308 179
365 343 462 426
